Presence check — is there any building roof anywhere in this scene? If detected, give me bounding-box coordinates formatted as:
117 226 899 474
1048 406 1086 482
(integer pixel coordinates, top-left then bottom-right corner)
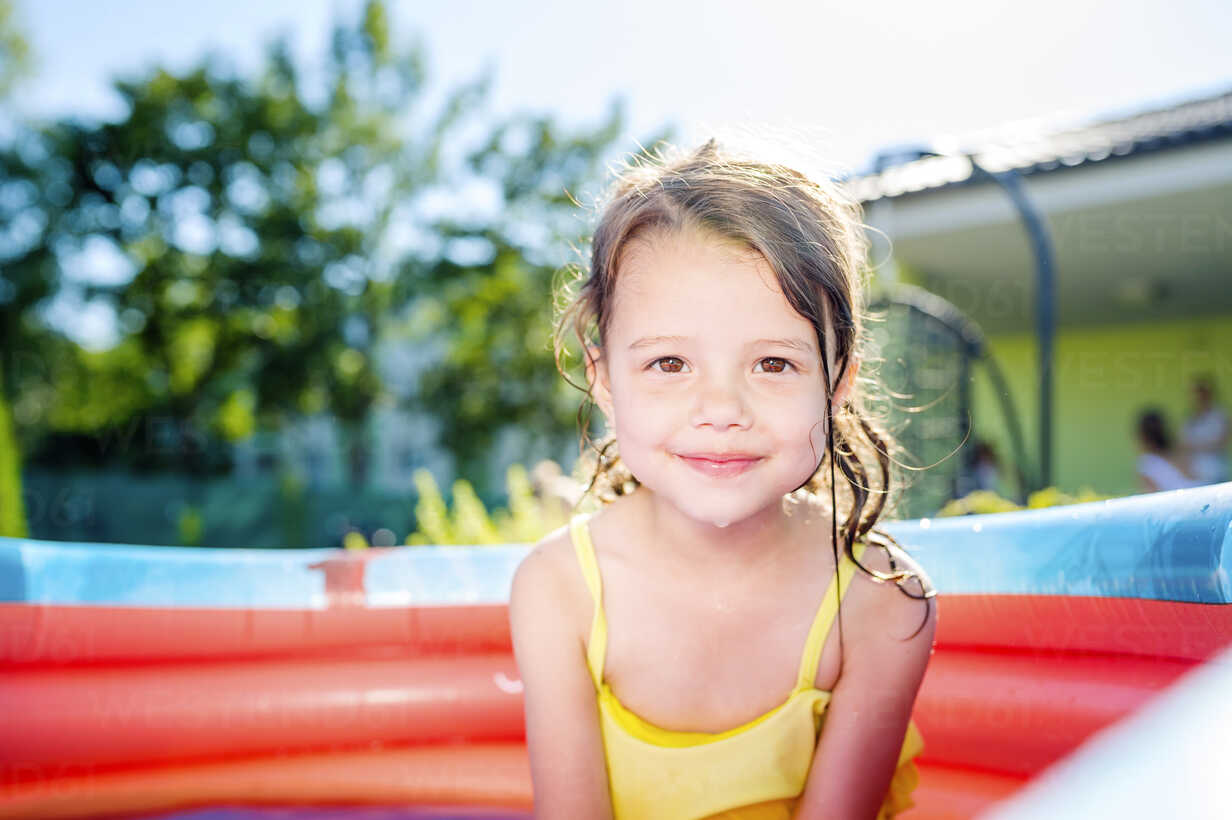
848 85 1232 202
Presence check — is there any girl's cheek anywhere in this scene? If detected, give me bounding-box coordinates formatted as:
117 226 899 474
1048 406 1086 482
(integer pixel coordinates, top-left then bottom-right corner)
808 418 830 456
631 379 684 400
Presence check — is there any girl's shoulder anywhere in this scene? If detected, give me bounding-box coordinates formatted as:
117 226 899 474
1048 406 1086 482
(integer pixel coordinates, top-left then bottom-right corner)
515 519 597 652
847 531 938 643
786 496 936 640
857 532 935 593
518 501 640 644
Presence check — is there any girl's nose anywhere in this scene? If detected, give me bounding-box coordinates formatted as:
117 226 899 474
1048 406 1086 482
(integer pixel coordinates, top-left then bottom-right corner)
689 376 752 430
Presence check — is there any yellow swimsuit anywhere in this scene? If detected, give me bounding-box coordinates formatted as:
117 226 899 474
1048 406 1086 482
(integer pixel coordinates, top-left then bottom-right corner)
570 513 924 820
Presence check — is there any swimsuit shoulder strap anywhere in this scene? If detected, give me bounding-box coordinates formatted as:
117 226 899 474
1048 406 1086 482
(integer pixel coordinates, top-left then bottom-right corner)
569 513 606 690
795 539 868 691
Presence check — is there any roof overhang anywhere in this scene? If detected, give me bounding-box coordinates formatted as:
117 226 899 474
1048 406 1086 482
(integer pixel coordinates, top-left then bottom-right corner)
858 139 1232 333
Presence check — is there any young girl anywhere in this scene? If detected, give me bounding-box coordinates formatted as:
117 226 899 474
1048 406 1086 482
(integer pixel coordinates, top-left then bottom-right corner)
510 139 937 820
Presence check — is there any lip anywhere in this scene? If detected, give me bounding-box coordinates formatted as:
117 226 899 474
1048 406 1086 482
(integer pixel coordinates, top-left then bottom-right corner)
676 453 763 478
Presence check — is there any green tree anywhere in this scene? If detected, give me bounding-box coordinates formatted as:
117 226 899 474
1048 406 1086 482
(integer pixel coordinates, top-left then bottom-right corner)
409 109 672 490
4 2 455 480
0 0 29 536
3 0 662 504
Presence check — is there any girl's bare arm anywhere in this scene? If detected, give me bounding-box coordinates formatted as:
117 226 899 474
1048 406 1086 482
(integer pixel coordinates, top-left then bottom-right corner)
792 545 938 820
509 534 615 820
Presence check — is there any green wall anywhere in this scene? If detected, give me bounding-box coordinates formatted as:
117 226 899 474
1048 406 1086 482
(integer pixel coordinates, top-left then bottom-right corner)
971 314 1232 497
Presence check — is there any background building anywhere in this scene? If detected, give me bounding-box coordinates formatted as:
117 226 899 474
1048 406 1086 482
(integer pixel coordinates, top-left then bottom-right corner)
851 87 1232 498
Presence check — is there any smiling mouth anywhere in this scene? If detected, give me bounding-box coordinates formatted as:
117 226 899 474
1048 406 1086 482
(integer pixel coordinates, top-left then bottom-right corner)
676 454 763 478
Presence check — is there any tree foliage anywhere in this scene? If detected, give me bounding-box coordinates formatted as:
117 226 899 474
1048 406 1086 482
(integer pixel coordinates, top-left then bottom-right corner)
1 0 663 493
0 0 29 536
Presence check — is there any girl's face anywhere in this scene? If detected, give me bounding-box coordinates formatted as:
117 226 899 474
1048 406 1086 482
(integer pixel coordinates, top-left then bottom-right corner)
588 227 859 531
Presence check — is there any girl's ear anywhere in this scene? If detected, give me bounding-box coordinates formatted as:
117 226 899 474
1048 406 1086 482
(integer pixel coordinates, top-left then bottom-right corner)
585 344 616 425
831 353 861 410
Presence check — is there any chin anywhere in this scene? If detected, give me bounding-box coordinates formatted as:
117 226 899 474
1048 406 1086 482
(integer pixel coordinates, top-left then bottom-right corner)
679 496 782 529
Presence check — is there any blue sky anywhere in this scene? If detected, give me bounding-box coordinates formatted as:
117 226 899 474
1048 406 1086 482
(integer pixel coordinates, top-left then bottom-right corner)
9 0 1232 174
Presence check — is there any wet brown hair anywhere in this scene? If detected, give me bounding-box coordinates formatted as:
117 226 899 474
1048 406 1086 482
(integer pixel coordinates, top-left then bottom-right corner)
552 138 935 640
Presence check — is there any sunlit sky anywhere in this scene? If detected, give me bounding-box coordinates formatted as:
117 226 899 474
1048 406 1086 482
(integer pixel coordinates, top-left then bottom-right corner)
6 0 1232 349
11 0 1232 174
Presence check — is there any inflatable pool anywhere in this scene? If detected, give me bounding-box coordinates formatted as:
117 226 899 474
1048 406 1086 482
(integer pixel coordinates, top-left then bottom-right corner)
1 482 1229 819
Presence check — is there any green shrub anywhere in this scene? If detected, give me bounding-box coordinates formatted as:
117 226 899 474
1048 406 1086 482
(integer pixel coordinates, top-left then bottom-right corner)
0 376 27 538
406 463 576 545
938 485 1113 517
177 505 204 546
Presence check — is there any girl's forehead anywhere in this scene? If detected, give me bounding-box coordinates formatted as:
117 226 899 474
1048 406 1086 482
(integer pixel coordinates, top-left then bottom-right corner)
614 233 783 312
608 231 835 356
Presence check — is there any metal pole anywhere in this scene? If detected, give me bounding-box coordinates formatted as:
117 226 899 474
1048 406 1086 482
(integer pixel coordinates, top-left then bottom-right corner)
871 149 1057 491
967 161 1055 491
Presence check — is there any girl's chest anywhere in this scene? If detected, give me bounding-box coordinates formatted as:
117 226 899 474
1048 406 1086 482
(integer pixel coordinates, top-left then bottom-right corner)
591 556 844 733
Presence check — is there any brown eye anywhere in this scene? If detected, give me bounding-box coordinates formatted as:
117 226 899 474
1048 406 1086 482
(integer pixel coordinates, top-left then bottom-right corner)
652 357 686 373
757 357 792 374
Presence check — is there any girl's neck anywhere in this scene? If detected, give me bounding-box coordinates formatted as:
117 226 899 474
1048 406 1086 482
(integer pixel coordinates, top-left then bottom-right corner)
626 488 815 580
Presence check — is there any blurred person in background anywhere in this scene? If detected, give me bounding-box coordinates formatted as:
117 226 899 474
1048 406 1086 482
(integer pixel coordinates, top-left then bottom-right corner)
1180 375 1230 485
973 440 1002 493
1135 408 1202 493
